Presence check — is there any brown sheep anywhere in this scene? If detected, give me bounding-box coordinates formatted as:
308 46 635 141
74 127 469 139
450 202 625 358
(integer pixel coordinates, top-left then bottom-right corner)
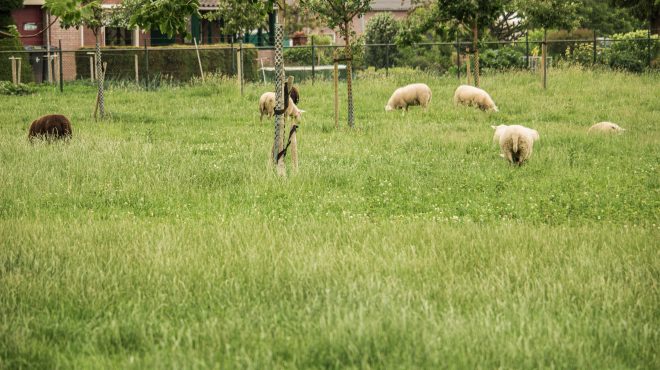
28 114 72 141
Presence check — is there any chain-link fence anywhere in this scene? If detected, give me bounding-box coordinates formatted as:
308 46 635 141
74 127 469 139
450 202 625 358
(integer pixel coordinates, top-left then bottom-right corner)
1 33 658 89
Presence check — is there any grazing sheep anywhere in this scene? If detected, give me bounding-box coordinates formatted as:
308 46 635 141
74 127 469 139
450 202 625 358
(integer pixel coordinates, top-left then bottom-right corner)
385 83 432 112
588 121 625 134
28 114 72 141
454 85 498 112
491 124 540 165
259 92 305 123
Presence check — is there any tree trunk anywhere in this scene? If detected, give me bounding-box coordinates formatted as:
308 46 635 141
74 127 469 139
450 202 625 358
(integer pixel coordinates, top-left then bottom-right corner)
344 22 354 128
472 21 480 87
95 32 105 119
272 9 286 175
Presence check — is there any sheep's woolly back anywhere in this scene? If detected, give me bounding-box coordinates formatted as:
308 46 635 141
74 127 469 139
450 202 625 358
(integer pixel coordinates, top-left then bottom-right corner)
453 85 498 112
258 92 303 123
385 83 432 111
588 121 625 134
491 125 539 165
28 114 72 140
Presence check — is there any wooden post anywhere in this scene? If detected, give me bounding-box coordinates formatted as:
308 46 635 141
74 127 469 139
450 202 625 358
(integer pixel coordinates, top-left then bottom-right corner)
134 54 139 83
193 37 205 82
89 56 95 81
334 57 339 130
238 41 243 96
465 50 472 86
289 124 298 172
10 57 16 85
287 74 298 172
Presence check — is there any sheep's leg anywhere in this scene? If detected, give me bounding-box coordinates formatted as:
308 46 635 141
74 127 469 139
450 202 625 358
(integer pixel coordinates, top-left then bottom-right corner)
505 151 514 164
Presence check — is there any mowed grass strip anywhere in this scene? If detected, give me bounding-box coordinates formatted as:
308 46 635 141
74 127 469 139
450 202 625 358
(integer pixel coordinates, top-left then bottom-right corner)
1 68 659 368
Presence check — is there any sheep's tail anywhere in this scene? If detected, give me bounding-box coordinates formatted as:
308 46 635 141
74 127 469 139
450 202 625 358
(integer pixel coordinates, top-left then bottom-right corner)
511 132 519 153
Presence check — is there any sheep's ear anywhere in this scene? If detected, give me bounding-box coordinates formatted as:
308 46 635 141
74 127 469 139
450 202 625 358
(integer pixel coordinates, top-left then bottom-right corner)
491 125 497 129
299 110 305 113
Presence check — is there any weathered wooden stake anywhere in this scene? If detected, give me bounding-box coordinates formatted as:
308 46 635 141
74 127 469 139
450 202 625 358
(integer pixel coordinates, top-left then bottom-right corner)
193 37 205 82
134 54 139 83
465 50 472 86
334 59 339 130
9 57 17 85
89 56 95 81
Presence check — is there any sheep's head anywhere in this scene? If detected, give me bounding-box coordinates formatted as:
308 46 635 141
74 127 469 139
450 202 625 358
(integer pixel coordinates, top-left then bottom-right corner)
294 109 305 122
491 125 507 142
531 130 540 141
385 104 394 112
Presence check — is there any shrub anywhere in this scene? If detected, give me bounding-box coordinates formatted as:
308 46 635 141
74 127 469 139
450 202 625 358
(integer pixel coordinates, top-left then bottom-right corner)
364 12 400 69
284 34 333 66
480 46 526 70
0 81 35 95
75 44 259 82
606 30 659 73
0 36 33 83
564 42 606 66
395 44 453 74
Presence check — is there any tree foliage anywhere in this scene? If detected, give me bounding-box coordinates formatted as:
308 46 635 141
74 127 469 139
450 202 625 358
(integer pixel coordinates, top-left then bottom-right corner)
204 0 268 37
397 2 448 45
118 0 199 38
577 0 641 35
612 0 660 33
515 0 579 32
436 0 508 30
299 0 371 40
46 0 106 34
365 12 399 69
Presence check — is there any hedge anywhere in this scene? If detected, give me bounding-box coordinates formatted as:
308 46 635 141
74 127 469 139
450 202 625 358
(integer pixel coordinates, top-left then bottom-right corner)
0 37 33 83
74 44 259 82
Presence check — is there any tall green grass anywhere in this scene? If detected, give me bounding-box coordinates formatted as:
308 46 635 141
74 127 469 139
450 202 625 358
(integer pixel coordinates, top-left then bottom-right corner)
1 68 658 369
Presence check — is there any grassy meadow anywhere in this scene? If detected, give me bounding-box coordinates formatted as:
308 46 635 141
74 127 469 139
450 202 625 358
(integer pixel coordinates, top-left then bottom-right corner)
0 68 658 369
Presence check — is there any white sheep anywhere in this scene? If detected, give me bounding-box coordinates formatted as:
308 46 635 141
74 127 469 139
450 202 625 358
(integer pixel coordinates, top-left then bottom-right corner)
454 85 498 112
491 124 540 165
385 83 432 113
588 121 625 134
259 92 304 123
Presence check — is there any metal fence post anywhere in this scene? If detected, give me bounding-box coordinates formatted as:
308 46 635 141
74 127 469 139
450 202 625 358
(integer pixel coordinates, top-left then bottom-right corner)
231 36 235 76
525 31 529 69
385 43 389 77
593 30 597 65
648 27 652 68
456 35 460 80
239 40 243 96
311 37 315 84
59 40 63 92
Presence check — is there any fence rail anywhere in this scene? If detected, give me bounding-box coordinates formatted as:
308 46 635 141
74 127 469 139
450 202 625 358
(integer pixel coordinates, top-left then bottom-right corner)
1 37 658 89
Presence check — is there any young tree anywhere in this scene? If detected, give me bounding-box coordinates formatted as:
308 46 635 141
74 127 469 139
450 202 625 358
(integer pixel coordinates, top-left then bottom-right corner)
516 0 579 88
300 0 371 128
436 0 508 87
46 0 109 118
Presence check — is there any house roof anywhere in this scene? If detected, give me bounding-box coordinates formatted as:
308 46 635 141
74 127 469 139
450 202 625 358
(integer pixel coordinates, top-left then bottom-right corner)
371 0 412 11
200 1 413 11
